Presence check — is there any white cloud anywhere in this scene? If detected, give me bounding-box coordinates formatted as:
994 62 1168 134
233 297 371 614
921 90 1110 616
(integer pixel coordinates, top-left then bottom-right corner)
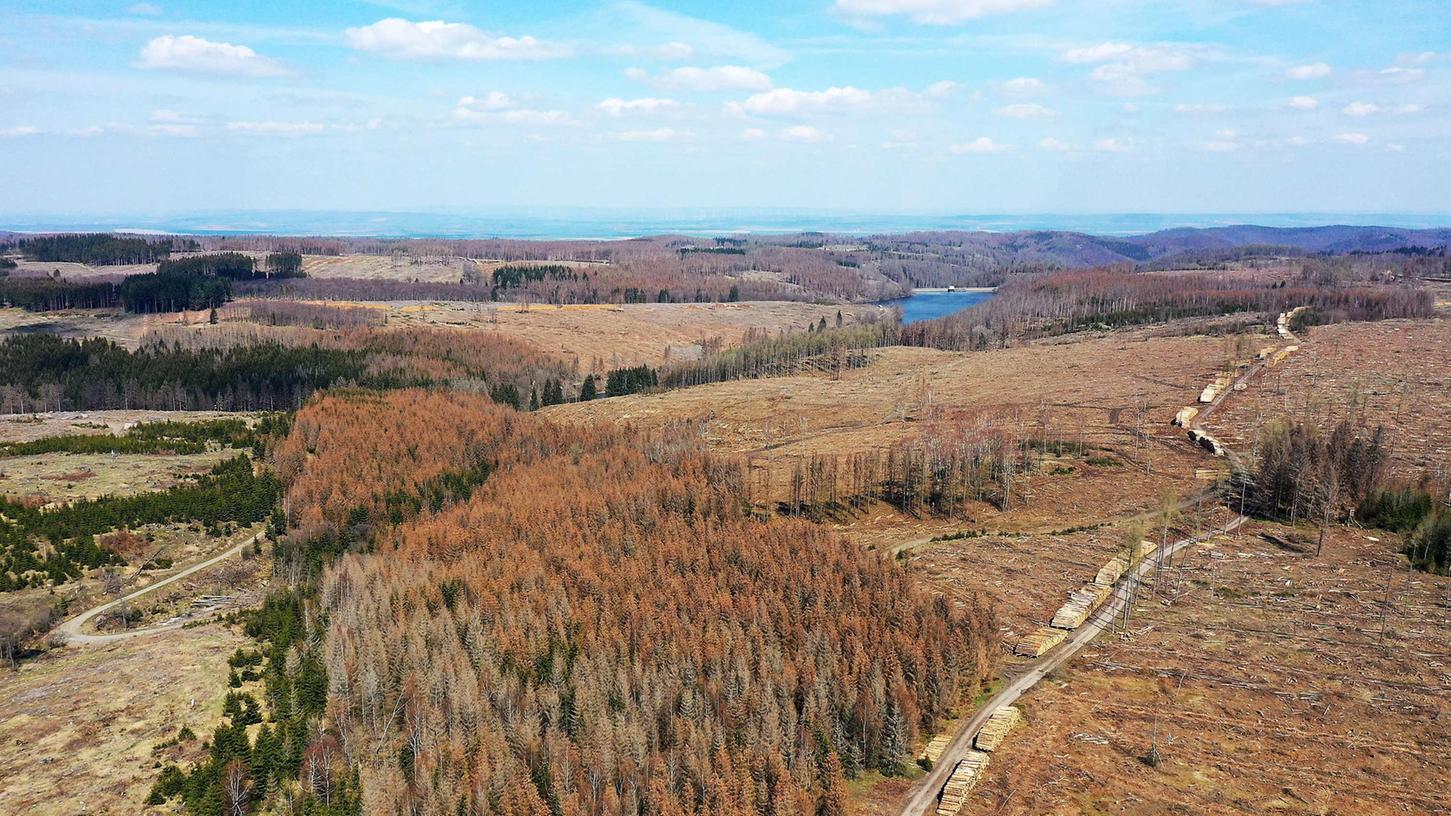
834 0 1054 25
950 136 1009 154
597 97 678 117
1286 62 1332 80
1174 103 1226 114
1061 42 1196 96
995 103 1055 118
226 120 326 136
634 65 773 92
1333 132 1370 145
925 80 960 98
1379 66 1425 83
1038 137 1069 151
1342 101 1380 116
780 125 829 142
613 127 679 142
128 3 162 14
0 125 40 137
1288 95 1318 109
610 2 788 67
1093 137 1129 152
345 18 569 61
736 86 874 116
454 95 573 126
740 127 767 140
465 91 515 112
1399 51 1441 66
614 41 694 60
1001 77 1046 96
136 35 288 77
1202 139 1238 152
1394 104 1424 114
732 84 943 117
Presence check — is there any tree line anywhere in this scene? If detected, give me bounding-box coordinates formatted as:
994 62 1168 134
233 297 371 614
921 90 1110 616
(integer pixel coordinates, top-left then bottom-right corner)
11 233 191 264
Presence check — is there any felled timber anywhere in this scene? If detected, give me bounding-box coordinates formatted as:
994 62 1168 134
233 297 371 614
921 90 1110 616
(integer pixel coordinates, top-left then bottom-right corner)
1013 626 1067 657
974 706 1022 752
936 752 991 816
919 734 952 765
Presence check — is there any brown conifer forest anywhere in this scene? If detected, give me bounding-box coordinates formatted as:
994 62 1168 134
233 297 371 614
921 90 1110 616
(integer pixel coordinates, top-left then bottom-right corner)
277 390 997 816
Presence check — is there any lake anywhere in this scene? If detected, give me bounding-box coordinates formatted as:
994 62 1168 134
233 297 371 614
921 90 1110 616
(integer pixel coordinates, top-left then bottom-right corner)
881 289 995 325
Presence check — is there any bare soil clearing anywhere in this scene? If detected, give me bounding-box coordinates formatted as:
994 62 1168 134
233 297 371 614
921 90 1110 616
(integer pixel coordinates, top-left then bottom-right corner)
952 522 1450 816
0 449 236 504
1201 318 1451 477
0 624 245 815
0 410 251 444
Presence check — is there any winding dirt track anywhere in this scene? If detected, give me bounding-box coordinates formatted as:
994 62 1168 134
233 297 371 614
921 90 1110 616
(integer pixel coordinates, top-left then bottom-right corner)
55 531 264 646
901 317 1298 816
898 515 1244 816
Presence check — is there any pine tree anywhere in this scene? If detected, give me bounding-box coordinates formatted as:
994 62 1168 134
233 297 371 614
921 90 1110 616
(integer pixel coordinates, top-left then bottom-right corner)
578 375 597 402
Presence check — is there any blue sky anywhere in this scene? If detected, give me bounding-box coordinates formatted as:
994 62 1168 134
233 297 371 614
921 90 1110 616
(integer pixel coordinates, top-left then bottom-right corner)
1 0 1448 216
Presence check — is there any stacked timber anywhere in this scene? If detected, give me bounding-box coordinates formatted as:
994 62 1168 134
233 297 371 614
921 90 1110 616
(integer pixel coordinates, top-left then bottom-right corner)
974 706 1022 752
1050 601 1091 630
1172 406 1199 427
936 752 991 816
919 734 952 766
1257 344 1278 360
1136 539 1159 560
1095 557 1126 585
1013 626 1067 657
1199 384 1219 403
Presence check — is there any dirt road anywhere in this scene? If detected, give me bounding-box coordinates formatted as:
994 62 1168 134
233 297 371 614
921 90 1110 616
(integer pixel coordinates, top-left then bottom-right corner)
899 515 1245 816
55 531 264 646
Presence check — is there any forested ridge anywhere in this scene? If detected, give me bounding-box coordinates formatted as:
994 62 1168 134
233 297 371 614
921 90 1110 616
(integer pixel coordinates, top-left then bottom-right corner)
151 390 996 816
0 326 570 413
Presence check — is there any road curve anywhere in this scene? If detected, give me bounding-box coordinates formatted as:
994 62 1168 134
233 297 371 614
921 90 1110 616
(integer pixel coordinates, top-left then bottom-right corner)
56 531 264 646
899 515 1245 816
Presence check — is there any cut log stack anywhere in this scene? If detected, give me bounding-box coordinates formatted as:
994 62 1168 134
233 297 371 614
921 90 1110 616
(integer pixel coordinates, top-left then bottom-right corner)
1050 581 1114 630
919 734 952 766
936 752 991 816
1172 406 1199 427
1095 557 1126 585
974 706 1021 752
1013 626 1067 657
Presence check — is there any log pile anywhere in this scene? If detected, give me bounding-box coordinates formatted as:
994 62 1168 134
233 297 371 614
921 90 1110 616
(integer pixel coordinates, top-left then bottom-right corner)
974 706 1022 752
936 752 991 816
1012 626 1067 657
919 734 952 766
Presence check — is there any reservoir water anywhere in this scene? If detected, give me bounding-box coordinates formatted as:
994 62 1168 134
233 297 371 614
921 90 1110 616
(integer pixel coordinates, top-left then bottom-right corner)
881 289 994 325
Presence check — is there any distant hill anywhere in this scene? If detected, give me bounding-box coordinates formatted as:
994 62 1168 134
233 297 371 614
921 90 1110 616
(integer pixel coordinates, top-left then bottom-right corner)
1122 225 1451 257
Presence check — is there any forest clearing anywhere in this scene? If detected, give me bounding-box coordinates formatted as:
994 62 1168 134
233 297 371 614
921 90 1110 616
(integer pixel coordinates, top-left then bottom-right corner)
1 227 1448 816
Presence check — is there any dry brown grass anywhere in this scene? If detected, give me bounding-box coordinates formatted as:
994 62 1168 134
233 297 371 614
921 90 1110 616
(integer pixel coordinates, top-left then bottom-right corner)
0 625 246 815
547 333 1250 516
0 449 235 504
327 299 886 369
0 410 251 444
949 521 1450 816
0 306 155 348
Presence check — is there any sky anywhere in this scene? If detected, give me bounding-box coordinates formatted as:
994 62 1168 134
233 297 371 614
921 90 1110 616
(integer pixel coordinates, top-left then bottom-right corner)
1 0 1449 218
